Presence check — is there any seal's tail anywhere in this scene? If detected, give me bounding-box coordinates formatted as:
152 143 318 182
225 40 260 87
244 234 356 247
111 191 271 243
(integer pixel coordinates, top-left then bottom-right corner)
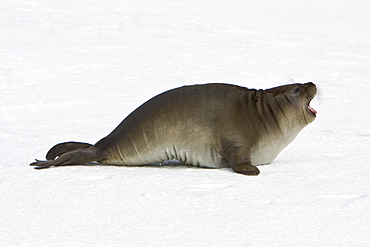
46 141 93 160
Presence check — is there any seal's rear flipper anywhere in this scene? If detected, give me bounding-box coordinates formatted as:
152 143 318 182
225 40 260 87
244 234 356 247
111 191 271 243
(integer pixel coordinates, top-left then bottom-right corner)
46 142 93 160
31 146 99 169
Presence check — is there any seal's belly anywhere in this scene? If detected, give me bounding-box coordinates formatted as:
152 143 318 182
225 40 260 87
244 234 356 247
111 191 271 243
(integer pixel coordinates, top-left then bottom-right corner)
102 143 228 168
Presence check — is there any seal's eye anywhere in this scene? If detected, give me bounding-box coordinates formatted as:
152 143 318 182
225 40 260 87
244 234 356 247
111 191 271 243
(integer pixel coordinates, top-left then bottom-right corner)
294 87 300 94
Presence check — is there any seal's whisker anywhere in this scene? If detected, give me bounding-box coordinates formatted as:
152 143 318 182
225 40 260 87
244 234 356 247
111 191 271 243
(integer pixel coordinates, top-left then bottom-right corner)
285 77 295 83
314 86 324 105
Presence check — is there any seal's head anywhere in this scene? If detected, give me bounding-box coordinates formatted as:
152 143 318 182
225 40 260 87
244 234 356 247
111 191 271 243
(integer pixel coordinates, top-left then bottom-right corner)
267 82 317 126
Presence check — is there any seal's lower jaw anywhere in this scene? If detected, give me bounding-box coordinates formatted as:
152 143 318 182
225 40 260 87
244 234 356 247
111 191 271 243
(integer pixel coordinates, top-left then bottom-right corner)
304 102 316 124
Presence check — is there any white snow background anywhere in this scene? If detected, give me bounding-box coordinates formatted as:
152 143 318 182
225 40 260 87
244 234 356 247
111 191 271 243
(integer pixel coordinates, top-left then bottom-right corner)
1 0 370 246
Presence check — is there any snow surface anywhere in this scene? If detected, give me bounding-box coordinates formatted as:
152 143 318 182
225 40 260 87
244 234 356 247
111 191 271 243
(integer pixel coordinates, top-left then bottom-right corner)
1 0 370 246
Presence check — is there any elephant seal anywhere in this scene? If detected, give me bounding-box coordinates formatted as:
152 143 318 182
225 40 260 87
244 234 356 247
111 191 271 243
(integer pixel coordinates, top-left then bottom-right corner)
31 82 317 175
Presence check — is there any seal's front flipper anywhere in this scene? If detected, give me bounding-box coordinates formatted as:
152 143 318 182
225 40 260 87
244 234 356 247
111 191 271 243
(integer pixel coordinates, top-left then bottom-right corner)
221 141 260 176
31 146 99 169
231 162 260 176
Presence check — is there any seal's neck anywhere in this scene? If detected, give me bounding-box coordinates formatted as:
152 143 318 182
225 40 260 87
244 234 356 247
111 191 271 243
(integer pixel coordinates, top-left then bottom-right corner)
254 90 305 140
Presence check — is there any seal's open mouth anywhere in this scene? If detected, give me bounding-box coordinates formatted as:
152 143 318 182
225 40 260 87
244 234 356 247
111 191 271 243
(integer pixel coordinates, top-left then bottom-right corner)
308 105 317 115
306 83 317 116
